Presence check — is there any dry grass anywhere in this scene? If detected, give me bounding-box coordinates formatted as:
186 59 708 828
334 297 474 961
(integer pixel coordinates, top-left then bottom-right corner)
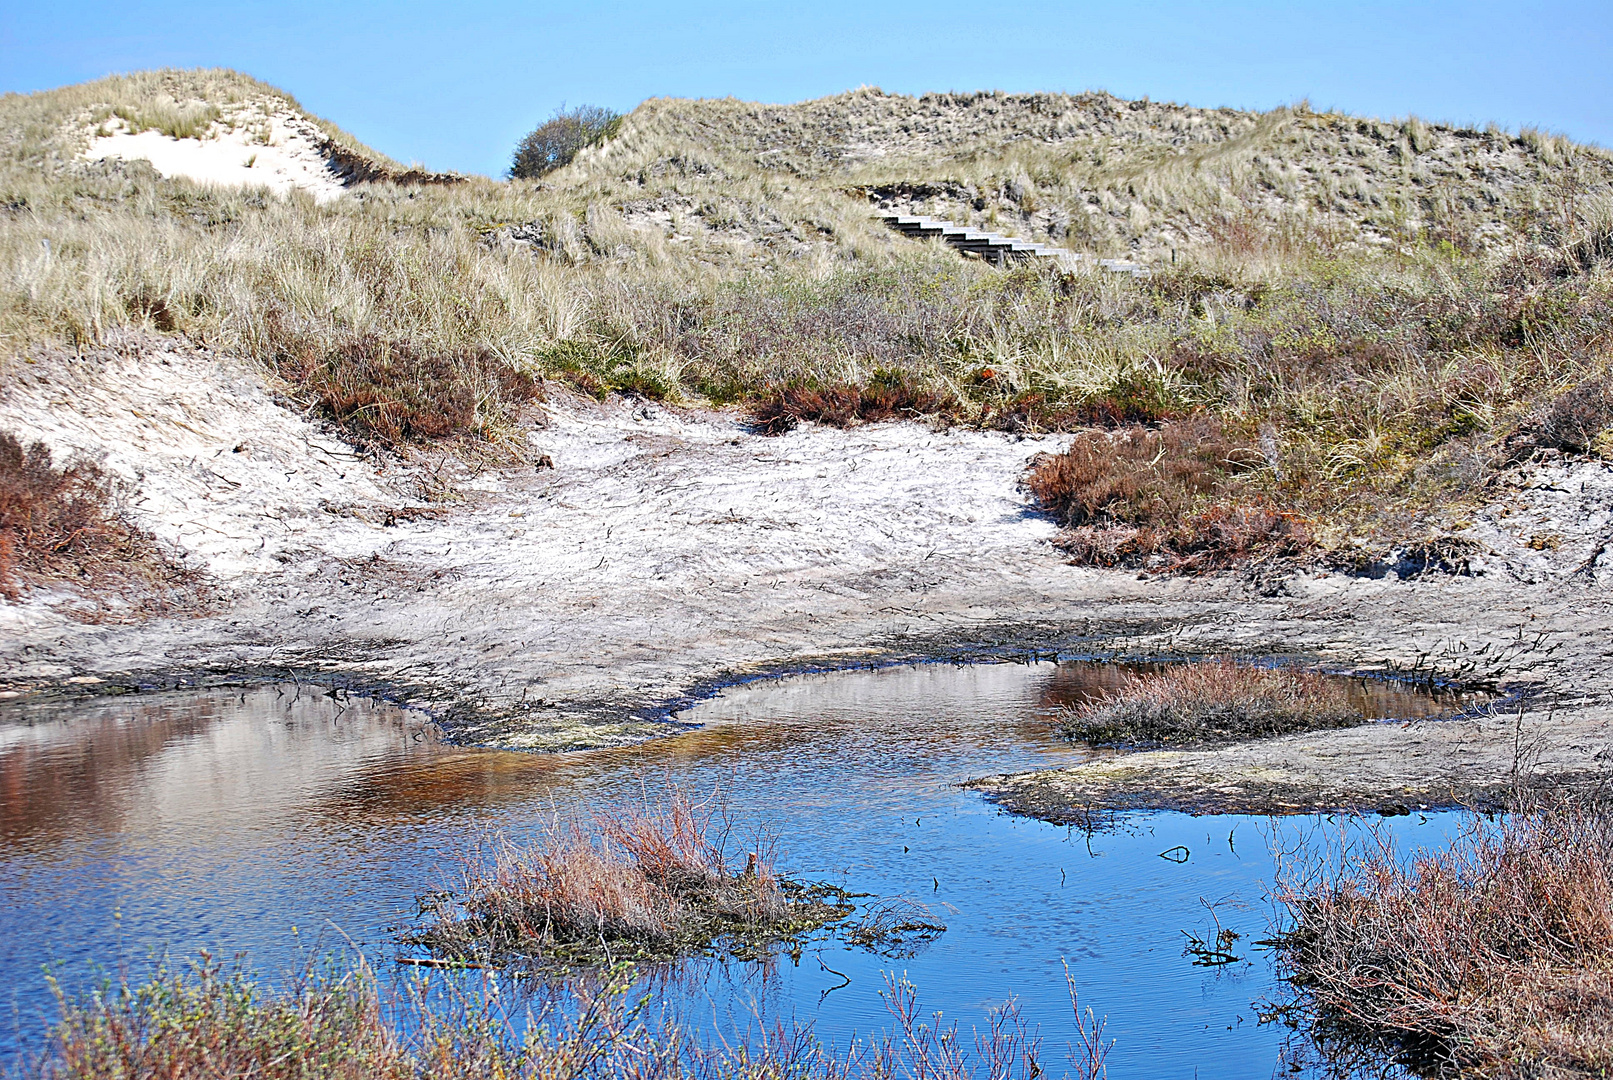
416 789 845 965
22 957 1108 1080
1274 800 1613 1077
1059 660 1363 746
0 431 192 606
4 71 1613 561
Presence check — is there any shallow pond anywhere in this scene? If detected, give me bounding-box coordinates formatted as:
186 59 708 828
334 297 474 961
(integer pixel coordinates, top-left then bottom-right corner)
0 662 1470 1076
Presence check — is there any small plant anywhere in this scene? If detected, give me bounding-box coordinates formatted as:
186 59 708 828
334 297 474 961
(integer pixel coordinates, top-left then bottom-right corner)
1059 660 1363 746
0 432 190 604
510 104 622 179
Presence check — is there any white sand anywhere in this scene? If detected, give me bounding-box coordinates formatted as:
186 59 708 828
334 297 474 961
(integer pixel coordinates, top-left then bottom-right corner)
83 111 348 202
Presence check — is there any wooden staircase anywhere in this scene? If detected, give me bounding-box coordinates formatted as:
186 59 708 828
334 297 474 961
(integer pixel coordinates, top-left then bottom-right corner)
876 213 1148 275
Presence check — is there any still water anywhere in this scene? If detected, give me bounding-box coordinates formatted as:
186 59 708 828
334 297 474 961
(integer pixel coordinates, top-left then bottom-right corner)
0 662 1468 1076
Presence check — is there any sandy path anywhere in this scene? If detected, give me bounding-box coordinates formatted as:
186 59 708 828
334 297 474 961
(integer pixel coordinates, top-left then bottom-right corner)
2 342 1610 807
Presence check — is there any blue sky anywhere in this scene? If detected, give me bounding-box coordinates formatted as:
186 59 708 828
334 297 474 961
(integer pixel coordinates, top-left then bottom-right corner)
3 1 1608 176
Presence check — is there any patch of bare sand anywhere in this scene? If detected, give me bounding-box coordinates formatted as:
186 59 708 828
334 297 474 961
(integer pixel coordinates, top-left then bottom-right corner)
83 108 348 201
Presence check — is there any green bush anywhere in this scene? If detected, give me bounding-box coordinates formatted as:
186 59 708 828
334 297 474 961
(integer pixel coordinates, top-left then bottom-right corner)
510 104 622 179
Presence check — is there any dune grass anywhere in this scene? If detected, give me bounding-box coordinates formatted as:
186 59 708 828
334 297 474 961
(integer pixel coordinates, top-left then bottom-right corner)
2 70 1611 557
1273 800 1613 1077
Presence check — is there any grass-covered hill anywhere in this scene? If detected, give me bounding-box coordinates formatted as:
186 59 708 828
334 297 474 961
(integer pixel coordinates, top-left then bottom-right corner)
3 68 1611 567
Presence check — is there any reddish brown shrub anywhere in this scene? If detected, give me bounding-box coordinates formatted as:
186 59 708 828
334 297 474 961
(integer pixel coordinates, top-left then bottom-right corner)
1056 504 1309 573
1027 419 1309 571
748 376 957 435
1025 417 1249 528
0 432 183 602
273 335 539 450
1276 801 1613 1076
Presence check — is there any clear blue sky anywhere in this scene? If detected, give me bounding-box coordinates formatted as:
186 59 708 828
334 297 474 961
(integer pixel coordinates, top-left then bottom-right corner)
3 1 1608 177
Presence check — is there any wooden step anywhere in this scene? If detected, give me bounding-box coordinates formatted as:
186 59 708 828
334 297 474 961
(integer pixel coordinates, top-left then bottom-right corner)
875 213 1147 275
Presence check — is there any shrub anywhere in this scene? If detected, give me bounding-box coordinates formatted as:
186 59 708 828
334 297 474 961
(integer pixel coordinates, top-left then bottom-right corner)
1523 377 1613 454
1060 660 1362 746
1024 418 1309 570
510 104 622 179
415 789 846 964
747 372 958 434
0 432 186 602
1274 801 1613 1076
270 336 539 451
1024 417 1248 528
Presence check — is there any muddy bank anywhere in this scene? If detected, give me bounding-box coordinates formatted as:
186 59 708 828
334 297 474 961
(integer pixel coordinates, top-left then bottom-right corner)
2 343 1611 802
970 695 1613 819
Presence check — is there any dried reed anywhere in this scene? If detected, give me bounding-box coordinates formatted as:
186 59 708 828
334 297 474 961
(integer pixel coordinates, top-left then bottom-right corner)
1060 660 1362 746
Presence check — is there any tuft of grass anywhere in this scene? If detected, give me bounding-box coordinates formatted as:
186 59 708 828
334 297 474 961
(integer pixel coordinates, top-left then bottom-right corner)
1274 800 1613 1077
0 431 192 606
1059 660 1363 746
415 788 849 965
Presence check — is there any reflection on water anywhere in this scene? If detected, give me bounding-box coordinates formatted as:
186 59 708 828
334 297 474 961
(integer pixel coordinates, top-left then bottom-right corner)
0 663 1463 1077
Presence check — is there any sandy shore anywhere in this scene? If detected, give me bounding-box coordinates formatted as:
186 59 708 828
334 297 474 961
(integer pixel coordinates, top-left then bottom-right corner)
2 340 1610 808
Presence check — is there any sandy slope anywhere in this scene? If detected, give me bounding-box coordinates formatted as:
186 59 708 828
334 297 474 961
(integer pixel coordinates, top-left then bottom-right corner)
1 343 1610 808
83 111 347 201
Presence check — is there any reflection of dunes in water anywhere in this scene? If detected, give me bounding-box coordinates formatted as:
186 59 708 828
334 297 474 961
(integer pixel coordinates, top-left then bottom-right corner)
0 687 425 853
0 696 225 846
316 663 1085 824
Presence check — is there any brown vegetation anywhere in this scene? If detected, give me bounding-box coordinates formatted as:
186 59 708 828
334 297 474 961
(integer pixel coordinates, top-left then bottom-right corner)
1059 660 1363 746
0 432 189 605
1024 420 1310 570
416 790 847 965
1519 377 1613 455
747 374 958 434
26 957 1105 1080
270 334 540 451
1274 800 1613 1077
